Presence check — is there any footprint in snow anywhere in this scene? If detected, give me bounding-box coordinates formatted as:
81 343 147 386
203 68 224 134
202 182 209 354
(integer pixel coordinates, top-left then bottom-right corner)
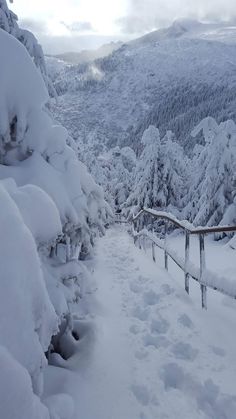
137 275 150 284
210 346 226 357
143 333 170 349
160 362 185 390
129 280 143 294
130 324 141 335
131 384 150 406
171 342 198 361
135 348 148 360
178 313 194 329
160 363 236 419
132 306 150 321
143 290 160 306
161 283 174 295
150 317 169 334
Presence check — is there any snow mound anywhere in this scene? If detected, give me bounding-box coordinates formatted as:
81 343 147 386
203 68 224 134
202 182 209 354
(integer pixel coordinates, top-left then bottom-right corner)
0 345 50 419
0 14 110 419
0 183 58 394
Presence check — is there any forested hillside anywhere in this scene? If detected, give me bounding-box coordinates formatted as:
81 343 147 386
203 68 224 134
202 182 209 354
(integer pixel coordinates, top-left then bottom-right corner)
1 2 236 417
49 20 236 153
46 20 236 228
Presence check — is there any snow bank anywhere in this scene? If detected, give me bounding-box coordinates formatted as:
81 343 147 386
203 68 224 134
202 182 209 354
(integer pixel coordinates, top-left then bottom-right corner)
0 184 58 394
2 178 62 245
0 0 55 96
0 345 50 419
0 29 48 146
0 15 109 419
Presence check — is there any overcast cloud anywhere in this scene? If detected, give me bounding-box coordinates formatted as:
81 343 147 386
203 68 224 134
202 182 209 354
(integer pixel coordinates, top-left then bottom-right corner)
20 18 49 36
14 0 236 53
37 34 124 55
118 0 236 34
61 21 95 33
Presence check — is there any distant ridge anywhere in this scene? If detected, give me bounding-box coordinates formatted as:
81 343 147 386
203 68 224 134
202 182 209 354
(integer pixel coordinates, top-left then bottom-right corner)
51 41 123 64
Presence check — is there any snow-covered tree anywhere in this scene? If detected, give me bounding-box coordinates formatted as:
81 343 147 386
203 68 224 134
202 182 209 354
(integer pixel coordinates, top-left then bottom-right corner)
0 0 55 95
160 130 188 212
183 117 236 226
125 126 162 212
124 125 186 215
108 147 135 210
0 16 110 419
80 142 136 211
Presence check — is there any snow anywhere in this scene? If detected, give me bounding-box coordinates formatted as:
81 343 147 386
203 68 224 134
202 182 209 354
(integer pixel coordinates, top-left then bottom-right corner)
124 127 186 215
0 28 48 143
0 183 58 395
0 0 55 96
0 23 108 245
44 225 236 419
134 225 236 299
2 178 62 245
0 14 109 418
0 345 50 419
1 2 236 417
136 208 194 230
184 118 236 227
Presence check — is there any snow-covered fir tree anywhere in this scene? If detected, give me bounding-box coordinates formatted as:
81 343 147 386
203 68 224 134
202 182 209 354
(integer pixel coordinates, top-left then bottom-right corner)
183 117 236 226
160 130 188 212
124 125 186 215
0 5 111 418
80 142 136 211
0 0 55 95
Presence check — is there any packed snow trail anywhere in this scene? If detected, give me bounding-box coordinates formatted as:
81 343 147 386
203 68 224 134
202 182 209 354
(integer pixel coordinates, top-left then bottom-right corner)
46 225 236 419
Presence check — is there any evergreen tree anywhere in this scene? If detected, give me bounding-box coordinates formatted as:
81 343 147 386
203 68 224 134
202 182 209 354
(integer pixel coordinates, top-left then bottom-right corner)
183 117 236 226
125 125 186 215
0 0 55 95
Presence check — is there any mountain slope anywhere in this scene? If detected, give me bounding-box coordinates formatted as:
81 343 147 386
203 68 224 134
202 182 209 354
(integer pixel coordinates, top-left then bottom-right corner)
50 20 236 152
51 41 123 65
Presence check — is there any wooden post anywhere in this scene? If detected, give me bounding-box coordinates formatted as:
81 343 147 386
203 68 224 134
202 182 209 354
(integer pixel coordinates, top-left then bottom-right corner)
164 222 168 271
132 220 136 244
66 235 71 262
143 236 146 252
185 231 190 294
151 217 156 263
152 242 156 262
199 233 207 309
137 219 140 233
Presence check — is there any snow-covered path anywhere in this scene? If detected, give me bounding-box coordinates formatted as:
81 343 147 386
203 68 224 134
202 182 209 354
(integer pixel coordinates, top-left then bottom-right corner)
46 226 236 419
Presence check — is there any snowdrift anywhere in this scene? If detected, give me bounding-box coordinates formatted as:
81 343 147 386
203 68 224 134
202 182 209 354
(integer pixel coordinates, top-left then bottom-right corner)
0 25 109 419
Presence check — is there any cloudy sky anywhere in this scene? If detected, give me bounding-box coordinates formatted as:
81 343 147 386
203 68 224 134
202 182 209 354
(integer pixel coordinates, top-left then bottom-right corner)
11 0 236 54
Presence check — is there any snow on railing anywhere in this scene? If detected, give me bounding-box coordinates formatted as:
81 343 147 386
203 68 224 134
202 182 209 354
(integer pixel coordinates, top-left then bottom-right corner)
132 208 236 309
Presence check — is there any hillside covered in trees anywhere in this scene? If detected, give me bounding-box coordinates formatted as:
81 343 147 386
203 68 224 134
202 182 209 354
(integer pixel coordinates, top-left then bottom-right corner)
1 1 236 418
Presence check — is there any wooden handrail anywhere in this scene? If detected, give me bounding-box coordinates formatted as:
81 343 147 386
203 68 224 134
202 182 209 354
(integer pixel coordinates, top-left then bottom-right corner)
133 208 236 235
131 208 236 309
114 213 129 224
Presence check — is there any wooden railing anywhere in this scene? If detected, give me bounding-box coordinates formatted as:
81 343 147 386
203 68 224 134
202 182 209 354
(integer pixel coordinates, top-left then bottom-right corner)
114 213 129 224
131 208 236 309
